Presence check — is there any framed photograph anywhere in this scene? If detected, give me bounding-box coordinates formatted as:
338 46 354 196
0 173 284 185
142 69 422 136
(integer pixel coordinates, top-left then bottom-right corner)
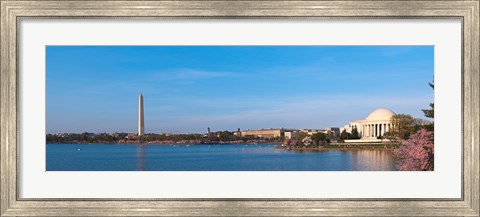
1 0 478 216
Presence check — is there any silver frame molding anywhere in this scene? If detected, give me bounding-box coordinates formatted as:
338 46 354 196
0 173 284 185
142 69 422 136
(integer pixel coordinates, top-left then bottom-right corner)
1 1 479 216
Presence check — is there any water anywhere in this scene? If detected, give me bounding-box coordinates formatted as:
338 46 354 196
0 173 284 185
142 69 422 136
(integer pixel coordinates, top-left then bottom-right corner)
46 144 397 171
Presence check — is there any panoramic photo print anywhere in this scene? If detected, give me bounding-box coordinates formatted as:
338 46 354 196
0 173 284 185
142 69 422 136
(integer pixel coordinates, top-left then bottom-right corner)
46 46 434 171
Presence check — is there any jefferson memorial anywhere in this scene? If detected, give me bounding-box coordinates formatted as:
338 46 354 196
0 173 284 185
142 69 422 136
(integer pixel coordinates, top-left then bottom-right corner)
341 108 396 141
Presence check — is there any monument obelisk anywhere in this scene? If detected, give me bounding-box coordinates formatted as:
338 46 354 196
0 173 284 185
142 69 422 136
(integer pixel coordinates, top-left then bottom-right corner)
138 93 144 136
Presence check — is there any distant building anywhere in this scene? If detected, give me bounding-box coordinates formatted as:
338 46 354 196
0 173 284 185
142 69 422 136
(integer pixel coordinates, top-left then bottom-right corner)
284 131 299 139
323 127 340 136
241 128 289 138
299 129 324 135
340 108 395 139
283 128 339 140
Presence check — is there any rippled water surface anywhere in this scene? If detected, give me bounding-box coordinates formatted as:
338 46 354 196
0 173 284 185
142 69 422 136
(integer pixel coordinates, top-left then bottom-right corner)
46 144 397 171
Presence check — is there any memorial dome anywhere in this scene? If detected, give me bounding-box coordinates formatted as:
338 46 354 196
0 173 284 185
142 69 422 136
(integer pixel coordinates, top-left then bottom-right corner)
366 108 395 121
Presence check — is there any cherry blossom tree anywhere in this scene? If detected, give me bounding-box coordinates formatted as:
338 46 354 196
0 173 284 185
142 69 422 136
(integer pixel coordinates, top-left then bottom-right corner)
302 136 313 146
394 129 434 171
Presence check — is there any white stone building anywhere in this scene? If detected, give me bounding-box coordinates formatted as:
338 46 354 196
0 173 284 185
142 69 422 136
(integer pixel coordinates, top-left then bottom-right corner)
341 108 396 140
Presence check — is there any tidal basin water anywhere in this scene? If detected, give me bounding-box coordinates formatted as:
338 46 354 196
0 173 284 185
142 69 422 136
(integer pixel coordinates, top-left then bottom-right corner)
46 144 397 171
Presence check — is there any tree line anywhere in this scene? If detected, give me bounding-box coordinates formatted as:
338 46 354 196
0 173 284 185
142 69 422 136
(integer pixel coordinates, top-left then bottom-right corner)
46 131 284 144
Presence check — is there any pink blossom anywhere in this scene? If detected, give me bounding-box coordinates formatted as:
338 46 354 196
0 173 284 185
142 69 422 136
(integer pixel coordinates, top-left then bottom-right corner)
394 129 434 171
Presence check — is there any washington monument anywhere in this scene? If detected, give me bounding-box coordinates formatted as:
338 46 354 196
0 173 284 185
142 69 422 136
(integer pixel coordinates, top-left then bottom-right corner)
138 93 144 136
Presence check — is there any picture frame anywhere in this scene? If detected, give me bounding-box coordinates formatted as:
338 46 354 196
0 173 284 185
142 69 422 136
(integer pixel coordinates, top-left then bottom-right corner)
1 0 478 216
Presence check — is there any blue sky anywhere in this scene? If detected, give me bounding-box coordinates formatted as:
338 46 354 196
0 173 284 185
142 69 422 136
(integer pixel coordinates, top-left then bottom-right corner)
46 46 434 134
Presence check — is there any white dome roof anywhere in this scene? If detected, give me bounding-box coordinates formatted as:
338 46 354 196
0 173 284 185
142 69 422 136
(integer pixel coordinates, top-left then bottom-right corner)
366 108 395 121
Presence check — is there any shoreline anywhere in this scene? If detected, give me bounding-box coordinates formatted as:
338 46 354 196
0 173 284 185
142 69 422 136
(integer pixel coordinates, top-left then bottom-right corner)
46 142 282 145
276 144 400 151
276 146 398 151
46 142 399 151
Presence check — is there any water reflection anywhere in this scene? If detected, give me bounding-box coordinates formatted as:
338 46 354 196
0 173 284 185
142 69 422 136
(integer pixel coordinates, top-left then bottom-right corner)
282 149 396 170
348 150 396 170
136 145 146 171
